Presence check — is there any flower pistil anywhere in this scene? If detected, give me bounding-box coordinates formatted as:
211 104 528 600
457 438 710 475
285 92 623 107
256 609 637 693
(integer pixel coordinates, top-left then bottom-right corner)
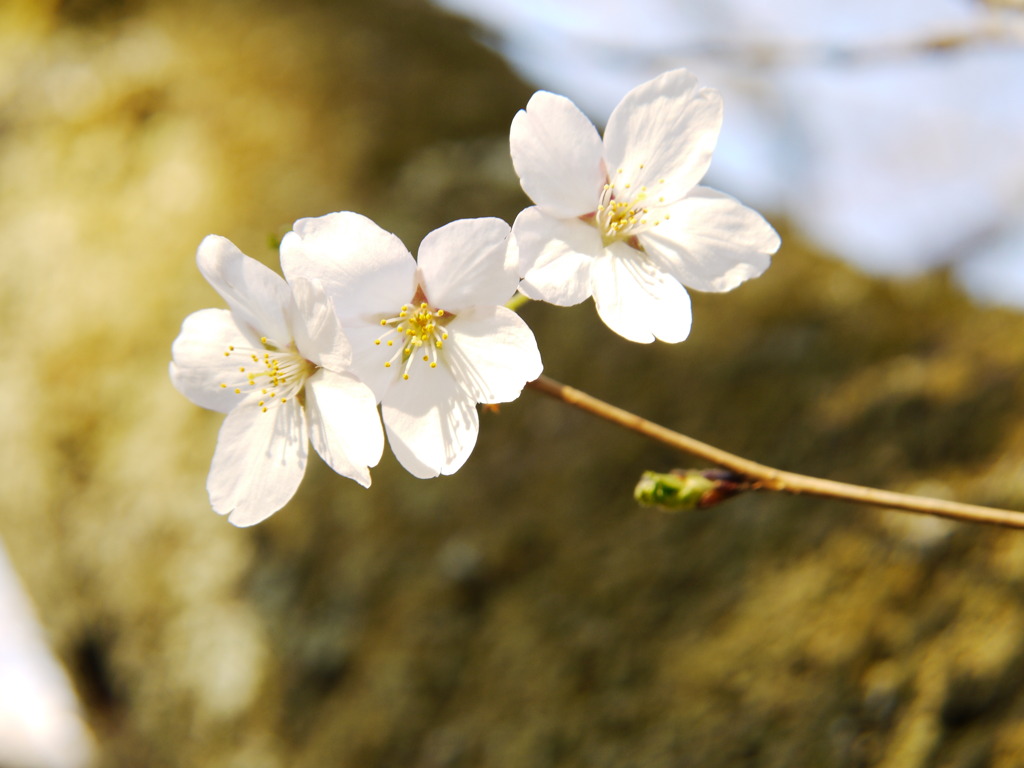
220 337 317 412
374 291 454 381
594 168 670 247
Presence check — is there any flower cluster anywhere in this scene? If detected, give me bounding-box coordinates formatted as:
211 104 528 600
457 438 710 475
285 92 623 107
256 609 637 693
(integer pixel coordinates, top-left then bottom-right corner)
170 68 780 524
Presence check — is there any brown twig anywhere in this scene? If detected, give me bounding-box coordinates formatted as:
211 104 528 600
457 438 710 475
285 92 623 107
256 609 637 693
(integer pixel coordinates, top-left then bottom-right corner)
527 374 1024 529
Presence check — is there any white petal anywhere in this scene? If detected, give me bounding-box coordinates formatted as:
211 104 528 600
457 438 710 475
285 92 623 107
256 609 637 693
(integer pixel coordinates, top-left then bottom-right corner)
591 243 693 344
289 278 352 370
603 69 723 205
196 235 292 345
417 218 517 310
280 211 416 321
640 187 780 293
445 306 543 404
342 324 402 403
170 309 262 414
207 400 308 526
381 367 479 479
510 91 606 218
513 207 601 306
305 370 383 487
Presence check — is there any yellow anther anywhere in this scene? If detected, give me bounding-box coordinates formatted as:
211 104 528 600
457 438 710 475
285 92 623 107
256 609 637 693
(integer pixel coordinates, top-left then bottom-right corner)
223 352 230 357
260 336 268 344
234 388 241 394
422 355 429 362
239 367 246 372
430 362 437 368
262 407 268 413
387 340 394 347
228 346 234 351
258 401 265 407
402 373 409 380
380 319 387 326
220 383 227 388
384 362 391 368
437 309 445 317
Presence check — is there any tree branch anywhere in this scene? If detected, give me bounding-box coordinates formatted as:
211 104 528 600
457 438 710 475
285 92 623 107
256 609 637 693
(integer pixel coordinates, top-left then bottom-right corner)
526 374 1024 529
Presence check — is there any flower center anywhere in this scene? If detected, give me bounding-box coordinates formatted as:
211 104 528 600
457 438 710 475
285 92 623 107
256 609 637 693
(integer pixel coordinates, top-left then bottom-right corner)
219 336 316 412
374 291 453 381
593 168 670 247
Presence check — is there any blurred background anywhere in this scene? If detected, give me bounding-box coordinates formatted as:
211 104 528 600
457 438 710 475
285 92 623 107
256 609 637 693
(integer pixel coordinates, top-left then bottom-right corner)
0 0 1023 766
435 0 1024 306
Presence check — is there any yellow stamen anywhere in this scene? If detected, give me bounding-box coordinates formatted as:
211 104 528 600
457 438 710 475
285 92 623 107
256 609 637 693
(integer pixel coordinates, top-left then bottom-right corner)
374 293 454 380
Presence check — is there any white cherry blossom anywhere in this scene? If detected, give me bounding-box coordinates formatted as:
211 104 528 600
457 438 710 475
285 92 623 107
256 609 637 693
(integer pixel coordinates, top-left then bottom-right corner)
281 212 543 479
510 68 781 343
170 235 384 526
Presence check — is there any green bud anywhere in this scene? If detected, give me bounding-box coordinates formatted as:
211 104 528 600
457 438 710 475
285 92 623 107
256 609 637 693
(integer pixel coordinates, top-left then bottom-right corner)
634 469 749 512
634 470 716 511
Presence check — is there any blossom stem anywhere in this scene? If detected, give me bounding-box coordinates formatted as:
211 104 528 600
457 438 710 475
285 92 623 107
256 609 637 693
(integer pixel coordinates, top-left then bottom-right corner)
526 374 1024 529
504 292 532 312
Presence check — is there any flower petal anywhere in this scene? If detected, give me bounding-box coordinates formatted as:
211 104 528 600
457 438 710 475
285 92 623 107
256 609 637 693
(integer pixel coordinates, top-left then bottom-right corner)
381 366 479 478
640 187 780 293
417 218 517 310
207 400 308 526
170 308 261 413
289 278 352 371
513 207 600 306
342 323 402 403
280 211 416 321
590 243 693 344
305 370 383 487
510 90 606 218
196 235 292 345
445 306 543 404
602 69 723 205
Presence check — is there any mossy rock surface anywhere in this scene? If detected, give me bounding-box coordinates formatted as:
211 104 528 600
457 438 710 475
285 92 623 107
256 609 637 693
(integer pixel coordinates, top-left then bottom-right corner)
1 1 1023 766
